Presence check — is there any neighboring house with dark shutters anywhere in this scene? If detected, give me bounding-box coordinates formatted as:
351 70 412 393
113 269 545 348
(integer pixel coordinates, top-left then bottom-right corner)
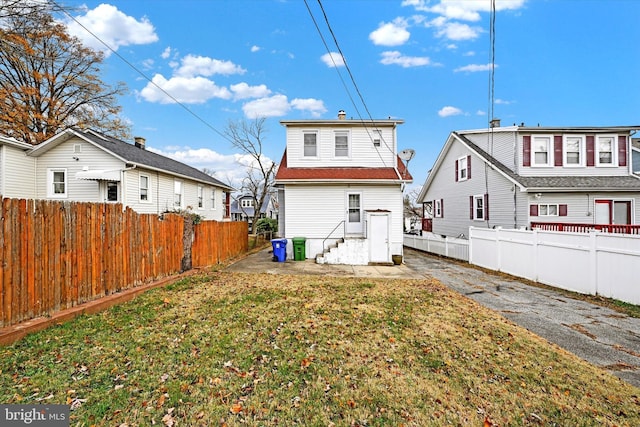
23 128 234 220
417 123 640 238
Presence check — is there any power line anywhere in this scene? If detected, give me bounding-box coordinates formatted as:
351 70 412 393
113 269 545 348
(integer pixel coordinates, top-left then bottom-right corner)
50 0 232 144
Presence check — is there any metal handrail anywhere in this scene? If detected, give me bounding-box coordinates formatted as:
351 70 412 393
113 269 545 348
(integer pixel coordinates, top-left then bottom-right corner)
322 220 345 252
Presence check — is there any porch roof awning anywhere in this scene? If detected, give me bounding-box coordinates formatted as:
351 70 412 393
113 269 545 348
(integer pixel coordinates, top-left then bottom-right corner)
75 169 121 181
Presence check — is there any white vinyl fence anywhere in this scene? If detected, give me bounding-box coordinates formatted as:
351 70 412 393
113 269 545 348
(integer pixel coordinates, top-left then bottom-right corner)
469 227 640 305
404 232 469 262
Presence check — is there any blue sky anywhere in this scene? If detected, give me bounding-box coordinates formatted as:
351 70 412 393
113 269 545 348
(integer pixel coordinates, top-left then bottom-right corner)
58 0 640 193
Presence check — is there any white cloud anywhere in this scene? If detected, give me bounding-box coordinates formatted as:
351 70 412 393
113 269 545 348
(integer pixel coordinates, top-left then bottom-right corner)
139 74 232 104
250 45 261 53
175 55 246 78
438 106 463 117
230 82 272 100
403 0 526 21
161 47 172 59
380 51 432 68
291 98 327 117
321 52 345 68
454 63 496 72
435 21 481 41
65 4 158 57
476 110 487 116
495 98 513 105
242 94 291 118
369 18 411 46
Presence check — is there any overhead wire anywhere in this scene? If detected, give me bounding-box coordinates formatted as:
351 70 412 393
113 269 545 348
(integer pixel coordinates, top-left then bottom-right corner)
50 0 233 144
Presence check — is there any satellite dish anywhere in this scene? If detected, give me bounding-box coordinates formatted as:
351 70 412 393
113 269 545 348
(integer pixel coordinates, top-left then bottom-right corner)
399 148 415 161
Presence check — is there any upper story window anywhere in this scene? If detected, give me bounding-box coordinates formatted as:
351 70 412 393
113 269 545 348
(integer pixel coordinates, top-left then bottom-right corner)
174 180 183 209
563 135 585 166
532 136 551 166
596 135 615 166
211 189 216 209
456 156 470 181
373 130 381 147
197 185 204 209
139 175 150 202
334 131 350 157
303 131 317 157
241 198 254 208
47 169 67 198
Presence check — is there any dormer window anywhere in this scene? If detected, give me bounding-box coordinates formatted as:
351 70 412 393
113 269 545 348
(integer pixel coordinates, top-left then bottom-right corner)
303 131 317 157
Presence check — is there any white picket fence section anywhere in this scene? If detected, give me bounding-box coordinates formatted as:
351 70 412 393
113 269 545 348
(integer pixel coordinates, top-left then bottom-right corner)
469 227 640 305
403 233 469 262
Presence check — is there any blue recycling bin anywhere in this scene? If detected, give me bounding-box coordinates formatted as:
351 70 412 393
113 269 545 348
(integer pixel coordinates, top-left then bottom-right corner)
271 238 287 262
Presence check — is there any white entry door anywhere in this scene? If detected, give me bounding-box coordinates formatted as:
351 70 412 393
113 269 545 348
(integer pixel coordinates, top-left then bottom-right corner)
345 193 363 235
369 213 390 263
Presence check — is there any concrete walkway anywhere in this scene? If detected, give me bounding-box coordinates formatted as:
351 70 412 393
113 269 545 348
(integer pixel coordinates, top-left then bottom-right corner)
227 247 640 389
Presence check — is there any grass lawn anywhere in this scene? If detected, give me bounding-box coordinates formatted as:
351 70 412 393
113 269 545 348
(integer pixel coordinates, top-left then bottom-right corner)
1 271 638 426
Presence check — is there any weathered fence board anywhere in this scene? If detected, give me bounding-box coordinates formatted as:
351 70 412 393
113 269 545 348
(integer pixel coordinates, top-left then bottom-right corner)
0 198 248 328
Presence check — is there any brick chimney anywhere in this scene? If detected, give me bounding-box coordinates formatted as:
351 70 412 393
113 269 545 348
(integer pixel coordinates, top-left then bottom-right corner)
134 136 146 149
338 110 346 120
489 118 501 128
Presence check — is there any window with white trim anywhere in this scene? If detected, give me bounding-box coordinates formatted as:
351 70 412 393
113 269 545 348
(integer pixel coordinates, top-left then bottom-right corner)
373 130 381 147
532 136 552 166
139 175 150 202
334 130 349 157
241 198 254 208
563 135 584 166
539 204 558 216
434 199 443 218
174 180 183 208
211 189 216 209
47 169 67 198
457 156 469 181
303 131 317 157
197 185 204 209
473 195 484 220
596 135 615 166
106 182 118 202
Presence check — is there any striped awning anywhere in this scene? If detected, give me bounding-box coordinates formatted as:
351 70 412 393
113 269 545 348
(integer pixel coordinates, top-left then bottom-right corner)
75 169 121 181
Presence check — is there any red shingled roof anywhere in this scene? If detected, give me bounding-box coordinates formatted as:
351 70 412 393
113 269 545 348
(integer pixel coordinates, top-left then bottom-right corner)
275 151 413 182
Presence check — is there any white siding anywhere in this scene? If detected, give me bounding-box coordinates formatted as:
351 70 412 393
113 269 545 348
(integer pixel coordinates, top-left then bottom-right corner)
528 192 640 225
462 129 517 172
1 144 36 198
285 124 397 168
35 137 124 201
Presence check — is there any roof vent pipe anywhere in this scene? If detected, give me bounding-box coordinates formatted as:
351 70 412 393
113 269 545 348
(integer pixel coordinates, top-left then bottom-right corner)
338 110 346 120
489 118 501 128
134 136 146 149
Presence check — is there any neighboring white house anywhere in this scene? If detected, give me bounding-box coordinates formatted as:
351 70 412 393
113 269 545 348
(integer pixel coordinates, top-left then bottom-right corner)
418 123 640 238
275 110 413 265
17 128 233 220
0 134 37 198
230 193 278 229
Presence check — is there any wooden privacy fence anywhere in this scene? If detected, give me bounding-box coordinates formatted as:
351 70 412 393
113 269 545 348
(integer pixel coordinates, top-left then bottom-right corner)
0 198 248 328
192 219 248 267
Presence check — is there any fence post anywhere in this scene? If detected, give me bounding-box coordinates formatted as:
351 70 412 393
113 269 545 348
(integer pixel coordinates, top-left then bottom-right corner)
589 231 598 296
495 227 502 272
468 227 473 264
532 228 539 282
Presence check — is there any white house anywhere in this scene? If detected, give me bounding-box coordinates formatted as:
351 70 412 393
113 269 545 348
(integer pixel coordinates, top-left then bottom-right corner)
0 134 37 199
418 123 640 238
275 110 413 265
20 128 233 220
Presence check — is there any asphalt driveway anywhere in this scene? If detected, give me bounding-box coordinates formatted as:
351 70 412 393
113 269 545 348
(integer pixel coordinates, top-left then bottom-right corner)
227 247 640 389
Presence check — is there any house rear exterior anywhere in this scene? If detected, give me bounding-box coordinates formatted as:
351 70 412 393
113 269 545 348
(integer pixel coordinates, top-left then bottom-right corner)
11 128 233 220
275 111 412 264
0 134 36 198
418 124 640 238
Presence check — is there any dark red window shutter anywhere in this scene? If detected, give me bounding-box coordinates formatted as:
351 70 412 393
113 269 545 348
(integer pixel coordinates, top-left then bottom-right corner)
455 159 459 181
484 193 489 221
467 155 471 179
469 196 474 219
559 204 568 216
618 135 627 167
554 135 563 166
523 135 531 166
586 135 595 166
529 204 538 216
440 199 444 218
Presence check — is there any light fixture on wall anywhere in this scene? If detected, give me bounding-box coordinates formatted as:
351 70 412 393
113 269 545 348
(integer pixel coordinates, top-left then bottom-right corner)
535 193 542 199
72 156 79 161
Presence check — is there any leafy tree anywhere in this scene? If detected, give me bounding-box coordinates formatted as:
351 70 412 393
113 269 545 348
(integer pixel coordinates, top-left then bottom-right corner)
224 117 277 233
255 217 277 234
0 7 129 144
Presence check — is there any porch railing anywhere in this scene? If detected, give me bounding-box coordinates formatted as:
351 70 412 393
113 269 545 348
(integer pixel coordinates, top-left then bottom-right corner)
531 222 640 235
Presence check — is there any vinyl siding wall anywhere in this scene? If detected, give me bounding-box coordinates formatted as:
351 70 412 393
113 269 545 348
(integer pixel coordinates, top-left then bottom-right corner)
461 129 517 172
283 183 404 255
528 192 640 225
285 124 397 168
1 144 36 198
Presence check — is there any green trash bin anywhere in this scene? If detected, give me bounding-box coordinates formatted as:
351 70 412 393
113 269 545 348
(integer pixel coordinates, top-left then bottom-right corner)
292 237 306 261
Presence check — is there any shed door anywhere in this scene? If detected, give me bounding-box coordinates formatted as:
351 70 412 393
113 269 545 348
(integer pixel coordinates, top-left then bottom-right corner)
369 213 390 263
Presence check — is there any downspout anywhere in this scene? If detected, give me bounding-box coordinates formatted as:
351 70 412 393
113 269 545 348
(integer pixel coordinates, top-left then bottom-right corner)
121 164 137 211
